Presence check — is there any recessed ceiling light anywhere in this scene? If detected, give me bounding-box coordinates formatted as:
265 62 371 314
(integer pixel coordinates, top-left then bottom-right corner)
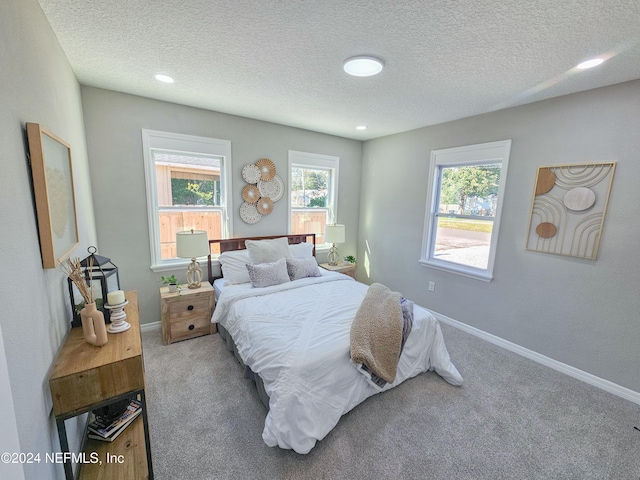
576 58 605 70
356 125 367 130
155 74 174 83
343 56 384 77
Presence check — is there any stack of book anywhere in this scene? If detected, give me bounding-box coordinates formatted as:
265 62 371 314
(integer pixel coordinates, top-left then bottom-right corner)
88 399 142 442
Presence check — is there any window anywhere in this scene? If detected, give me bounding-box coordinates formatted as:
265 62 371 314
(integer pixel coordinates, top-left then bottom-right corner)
420 140 511 281
288 151 339 248
142 130 232 270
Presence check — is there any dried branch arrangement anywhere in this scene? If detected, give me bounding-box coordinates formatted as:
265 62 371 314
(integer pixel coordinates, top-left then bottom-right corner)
61 257 94 304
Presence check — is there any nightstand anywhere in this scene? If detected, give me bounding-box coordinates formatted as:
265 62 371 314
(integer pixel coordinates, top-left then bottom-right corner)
319 262 356 279
161 281 215 345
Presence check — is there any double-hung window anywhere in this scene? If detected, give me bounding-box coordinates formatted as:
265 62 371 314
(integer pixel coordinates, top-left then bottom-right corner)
288 150 339 249
142 130 232 271
420 140 511 281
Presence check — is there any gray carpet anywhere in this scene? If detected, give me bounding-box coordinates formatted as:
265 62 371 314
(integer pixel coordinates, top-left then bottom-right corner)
141 324 640 480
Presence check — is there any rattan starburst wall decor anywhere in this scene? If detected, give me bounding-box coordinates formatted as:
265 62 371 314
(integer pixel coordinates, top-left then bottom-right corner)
240 158 284 224
525 162 616 260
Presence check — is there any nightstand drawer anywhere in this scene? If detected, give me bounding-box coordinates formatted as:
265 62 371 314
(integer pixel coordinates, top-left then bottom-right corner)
169 315 211 342
168 296 211 322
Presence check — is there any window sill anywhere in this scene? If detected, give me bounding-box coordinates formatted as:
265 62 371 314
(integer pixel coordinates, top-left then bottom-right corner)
419 258 493 282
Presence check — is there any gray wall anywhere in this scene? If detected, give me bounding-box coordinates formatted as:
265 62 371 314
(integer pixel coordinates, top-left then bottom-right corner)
0 1 98 478
360 79 640 392
80 87 362 325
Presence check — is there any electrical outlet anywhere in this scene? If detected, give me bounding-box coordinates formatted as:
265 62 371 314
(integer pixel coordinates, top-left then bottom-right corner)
428 281 435 292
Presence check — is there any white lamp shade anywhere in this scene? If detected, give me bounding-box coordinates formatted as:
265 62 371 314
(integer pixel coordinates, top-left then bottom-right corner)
176 230 209 258
324 224 345 244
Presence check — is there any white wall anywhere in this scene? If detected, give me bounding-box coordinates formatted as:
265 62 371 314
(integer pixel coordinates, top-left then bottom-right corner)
360 80 640 393
0 1 98 478
80 87 362 325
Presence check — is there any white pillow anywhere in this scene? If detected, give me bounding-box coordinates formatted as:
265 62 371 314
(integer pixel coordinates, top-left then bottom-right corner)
218 250 251 284
286 258 321 281
288 242 314 259
245 237 290 264
246 258 291 288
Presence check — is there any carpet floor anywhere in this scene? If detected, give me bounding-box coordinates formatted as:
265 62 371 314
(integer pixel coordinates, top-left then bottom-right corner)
141 323 640 480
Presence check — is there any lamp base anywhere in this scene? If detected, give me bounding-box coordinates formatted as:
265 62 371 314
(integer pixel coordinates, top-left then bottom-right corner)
186 258 203 289
327 243 340 266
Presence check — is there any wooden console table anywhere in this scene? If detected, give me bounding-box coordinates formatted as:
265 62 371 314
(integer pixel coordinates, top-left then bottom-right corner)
49 291 153 480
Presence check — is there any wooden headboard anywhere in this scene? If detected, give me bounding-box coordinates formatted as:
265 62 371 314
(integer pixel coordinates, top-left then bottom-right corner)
207 234 316 283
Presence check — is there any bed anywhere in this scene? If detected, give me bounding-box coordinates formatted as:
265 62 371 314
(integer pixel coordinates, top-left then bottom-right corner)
208 234 463 454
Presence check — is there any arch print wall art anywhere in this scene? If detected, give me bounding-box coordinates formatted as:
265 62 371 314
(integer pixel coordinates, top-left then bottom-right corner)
526 162 616 260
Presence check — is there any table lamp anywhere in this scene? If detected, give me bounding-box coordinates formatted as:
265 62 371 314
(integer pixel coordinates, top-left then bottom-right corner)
324 224 345 266
176 229 209 289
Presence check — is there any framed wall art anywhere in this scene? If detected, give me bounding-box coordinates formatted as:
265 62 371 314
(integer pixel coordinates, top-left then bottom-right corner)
26 122 79 268
525 162 616 260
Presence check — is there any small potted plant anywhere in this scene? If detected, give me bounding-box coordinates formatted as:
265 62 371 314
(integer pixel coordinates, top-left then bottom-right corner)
343 255 356 266
160 275 180 293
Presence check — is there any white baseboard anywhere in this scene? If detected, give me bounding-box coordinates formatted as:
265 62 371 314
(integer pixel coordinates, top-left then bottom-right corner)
140 321 161 333
433 311 640 406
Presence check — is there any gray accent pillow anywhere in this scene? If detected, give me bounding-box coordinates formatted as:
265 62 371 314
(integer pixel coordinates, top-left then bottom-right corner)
246 258 291 288
286 258 321 281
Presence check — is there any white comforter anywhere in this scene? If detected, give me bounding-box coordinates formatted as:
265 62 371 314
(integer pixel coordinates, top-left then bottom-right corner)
211 272 463 454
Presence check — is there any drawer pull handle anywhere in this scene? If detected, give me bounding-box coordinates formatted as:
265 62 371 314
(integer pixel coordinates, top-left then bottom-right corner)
187 305 194 311
188 324 195 330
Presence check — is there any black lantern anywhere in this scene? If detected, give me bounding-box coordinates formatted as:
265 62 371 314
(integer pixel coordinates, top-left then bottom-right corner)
67 246 120 326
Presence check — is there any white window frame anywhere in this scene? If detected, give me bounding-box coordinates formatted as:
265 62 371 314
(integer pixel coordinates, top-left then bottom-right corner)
142 129 232 272
288 150 339 252
419 140 511 282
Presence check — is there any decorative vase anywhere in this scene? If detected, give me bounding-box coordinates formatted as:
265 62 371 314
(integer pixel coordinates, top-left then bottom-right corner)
80 302 108 346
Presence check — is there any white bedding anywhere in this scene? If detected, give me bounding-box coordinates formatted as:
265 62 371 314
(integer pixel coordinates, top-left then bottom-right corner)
211 272 463 454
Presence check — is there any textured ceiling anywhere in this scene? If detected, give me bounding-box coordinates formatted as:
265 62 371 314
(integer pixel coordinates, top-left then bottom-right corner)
37 0 640 140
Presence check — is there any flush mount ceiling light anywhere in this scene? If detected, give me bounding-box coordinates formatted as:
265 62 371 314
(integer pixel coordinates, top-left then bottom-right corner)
576 58 605 70
356 125 367 130
154 74 174 83
343 56 384 77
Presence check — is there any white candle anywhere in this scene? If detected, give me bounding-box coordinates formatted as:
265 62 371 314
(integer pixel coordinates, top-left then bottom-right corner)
107 290 125 305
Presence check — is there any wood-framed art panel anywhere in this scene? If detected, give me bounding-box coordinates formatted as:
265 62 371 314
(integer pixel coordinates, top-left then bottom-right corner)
26 123 79 268
525 162 616 260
